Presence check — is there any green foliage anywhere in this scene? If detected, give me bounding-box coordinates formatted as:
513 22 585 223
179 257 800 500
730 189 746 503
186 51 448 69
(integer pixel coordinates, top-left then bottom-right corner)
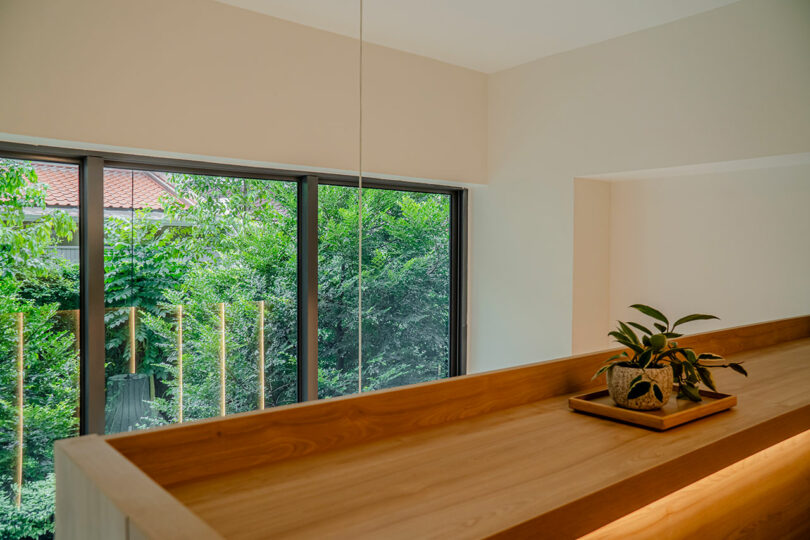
594 305 747 402
0 475 55 540
0 161 76 278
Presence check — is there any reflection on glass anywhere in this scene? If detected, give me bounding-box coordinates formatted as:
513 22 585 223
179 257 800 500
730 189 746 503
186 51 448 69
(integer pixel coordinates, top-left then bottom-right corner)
318 185 451 398
103 171 298 433
0 159 80 538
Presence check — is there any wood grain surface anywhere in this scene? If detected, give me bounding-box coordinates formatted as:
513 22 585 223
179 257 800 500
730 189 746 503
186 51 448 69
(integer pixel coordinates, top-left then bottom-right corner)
55 435 221 539
164 338 810 539
106 316 810 488
56 316 810 538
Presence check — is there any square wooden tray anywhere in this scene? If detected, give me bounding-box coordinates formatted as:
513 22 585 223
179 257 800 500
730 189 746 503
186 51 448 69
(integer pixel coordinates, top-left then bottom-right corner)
569 387 737 430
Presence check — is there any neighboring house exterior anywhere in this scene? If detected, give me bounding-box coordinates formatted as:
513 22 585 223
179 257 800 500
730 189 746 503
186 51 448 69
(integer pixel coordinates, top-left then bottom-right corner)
29 163 179 263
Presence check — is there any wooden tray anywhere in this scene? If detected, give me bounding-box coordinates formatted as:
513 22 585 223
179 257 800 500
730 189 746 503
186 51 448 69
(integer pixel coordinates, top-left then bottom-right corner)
569 387 737 430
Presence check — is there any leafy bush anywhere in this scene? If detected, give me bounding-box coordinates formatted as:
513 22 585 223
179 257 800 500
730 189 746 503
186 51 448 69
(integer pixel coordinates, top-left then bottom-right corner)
0 475 55 540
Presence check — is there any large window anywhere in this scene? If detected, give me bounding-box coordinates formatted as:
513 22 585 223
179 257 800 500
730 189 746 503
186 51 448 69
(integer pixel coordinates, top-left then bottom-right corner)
0 145 466 539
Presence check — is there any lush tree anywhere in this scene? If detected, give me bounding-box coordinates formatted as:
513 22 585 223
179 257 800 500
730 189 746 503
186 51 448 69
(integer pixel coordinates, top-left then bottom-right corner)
0 161 76 278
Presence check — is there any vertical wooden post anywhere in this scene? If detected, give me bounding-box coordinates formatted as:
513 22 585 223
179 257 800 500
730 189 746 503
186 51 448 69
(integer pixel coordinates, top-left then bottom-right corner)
219 303 226 416
177 305 183 423
128 306 136 374
15 312 24 508
258 301 265 410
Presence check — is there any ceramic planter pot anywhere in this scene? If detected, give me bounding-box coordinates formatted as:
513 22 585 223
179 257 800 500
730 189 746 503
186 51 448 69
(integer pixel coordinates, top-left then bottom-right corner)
607 364 673 410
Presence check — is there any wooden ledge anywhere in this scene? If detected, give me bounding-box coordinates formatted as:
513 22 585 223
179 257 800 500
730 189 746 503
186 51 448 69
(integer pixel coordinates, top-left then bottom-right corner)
56 316 810 539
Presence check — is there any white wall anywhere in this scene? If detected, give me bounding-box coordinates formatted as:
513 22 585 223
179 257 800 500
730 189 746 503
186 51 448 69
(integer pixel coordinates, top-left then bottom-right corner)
0 0 487 184
609 162 810 335
473 0 810 372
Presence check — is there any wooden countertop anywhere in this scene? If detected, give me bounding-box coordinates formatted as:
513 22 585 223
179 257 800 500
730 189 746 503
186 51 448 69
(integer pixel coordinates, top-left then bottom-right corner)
164 338 810 539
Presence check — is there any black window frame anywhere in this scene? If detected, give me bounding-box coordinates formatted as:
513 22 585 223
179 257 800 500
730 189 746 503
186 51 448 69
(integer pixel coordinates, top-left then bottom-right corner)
0 141 468 434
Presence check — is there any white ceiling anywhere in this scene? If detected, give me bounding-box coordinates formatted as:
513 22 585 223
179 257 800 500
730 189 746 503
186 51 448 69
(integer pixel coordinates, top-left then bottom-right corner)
215 0 740 73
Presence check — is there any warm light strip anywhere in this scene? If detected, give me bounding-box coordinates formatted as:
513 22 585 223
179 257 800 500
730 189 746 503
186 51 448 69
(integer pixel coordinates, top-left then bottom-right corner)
129 306 136 374
580 429 810 538
177 305 183 423
15 312 24 509
258 301 265 410
219 303 226 416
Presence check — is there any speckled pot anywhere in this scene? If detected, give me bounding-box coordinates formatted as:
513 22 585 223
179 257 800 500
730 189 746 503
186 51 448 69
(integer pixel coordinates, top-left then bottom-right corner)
607 364 673 410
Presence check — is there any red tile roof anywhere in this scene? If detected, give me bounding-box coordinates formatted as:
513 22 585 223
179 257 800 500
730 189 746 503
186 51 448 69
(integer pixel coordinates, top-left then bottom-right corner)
33 163 177 210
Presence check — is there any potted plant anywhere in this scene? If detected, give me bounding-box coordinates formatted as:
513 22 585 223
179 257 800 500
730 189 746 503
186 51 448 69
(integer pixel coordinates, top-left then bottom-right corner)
593 304 748 410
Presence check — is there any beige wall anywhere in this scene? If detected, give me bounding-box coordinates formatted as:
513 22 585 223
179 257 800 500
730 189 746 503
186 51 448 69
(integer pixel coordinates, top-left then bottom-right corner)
572 178 612 353
0 0 487 184
608 162 810 337
473 0 810 371
572 161 810 352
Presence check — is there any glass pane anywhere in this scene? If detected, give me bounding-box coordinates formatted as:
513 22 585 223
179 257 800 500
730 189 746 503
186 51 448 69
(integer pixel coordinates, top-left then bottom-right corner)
1 159 80 538
360 188 451 389
318 184 361 398
318 184 451 398
103 170 297 433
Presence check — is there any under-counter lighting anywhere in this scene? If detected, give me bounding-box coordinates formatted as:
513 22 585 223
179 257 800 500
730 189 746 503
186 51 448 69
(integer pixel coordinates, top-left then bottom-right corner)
581 428 810 538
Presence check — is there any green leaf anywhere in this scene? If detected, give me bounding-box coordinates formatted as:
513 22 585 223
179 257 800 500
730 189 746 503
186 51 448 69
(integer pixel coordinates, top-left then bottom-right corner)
630 304 669 326
672 313 719 329
681 383 702 402
608 332 643 353
652 383 664 402
627 381 651 400
697 366 717 391
603 351 628 364
663 332 683 338
628 374 643 388
683 361 698 383
618 321 640 345
654 323 667 333
591 362 617 380
627 321 653 335
697 353 723 360
729 363 748 376
638 349 653 368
